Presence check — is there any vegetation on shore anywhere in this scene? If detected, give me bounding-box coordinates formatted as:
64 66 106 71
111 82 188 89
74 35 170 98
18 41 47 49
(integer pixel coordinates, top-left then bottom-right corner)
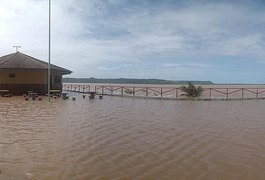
63 77 214 85
180 82 203 98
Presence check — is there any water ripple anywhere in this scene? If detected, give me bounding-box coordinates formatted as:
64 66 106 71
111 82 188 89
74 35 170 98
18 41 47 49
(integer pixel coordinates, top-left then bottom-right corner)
1 96 265 179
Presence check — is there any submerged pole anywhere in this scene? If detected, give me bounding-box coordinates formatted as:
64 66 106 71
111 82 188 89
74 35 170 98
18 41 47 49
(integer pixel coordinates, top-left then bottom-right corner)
48 0 51 101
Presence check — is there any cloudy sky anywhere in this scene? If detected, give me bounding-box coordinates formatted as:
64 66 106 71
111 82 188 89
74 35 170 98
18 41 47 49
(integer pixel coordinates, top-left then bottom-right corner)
1 0 265 83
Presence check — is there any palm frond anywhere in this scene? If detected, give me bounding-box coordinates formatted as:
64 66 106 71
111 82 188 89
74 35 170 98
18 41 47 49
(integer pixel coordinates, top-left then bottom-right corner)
180 82 203 98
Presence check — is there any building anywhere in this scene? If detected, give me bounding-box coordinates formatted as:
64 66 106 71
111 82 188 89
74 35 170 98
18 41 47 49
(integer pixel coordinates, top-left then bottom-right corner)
0 52 72 95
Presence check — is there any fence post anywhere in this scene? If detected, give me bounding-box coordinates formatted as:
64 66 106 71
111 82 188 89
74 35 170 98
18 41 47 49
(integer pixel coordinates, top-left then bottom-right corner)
242 88 244 99
146 88 148 97
257 88 259 99
102 86 104 95
226 88 228 99
111 86 113 95
176 88 178 98
161 88 163 98
121 87 124 96
133 87 135 96
209 88 212 99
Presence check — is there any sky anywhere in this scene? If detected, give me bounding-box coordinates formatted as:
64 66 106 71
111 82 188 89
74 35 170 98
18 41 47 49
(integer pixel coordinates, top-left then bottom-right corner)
1 0 265 83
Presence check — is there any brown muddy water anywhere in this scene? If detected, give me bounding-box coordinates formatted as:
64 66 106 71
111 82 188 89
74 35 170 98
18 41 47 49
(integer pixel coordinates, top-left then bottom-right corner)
1 95 265 179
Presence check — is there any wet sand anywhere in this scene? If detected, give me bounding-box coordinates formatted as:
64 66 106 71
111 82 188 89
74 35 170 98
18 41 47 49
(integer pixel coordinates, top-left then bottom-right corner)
1 95 265 179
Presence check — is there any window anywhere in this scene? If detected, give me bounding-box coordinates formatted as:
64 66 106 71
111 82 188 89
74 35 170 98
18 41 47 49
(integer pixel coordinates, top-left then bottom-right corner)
9 73 16 78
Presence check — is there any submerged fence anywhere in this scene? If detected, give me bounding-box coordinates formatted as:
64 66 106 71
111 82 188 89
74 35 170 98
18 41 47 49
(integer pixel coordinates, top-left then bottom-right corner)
63 84 265 100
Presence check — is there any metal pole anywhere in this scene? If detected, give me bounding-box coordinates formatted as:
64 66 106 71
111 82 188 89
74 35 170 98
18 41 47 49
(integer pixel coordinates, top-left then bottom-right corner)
13 46 21 52
48 0 51 101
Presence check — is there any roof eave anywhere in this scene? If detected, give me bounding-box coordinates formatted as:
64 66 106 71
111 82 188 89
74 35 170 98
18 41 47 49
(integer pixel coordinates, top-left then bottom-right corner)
0 68 72 74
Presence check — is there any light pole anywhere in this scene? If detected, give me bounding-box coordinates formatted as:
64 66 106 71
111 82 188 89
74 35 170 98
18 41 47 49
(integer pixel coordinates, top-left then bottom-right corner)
48 0 51 101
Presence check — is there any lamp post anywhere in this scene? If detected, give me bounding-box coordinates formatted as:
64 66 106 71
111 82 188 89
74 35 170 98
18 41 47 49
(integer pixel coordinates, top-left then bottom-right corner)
48 0 51 101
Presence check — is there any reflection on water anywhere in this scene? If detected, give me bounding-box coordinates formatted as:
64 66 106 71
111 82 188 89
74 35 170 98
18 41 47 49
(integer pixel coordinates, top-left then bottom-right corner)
1 96 265 179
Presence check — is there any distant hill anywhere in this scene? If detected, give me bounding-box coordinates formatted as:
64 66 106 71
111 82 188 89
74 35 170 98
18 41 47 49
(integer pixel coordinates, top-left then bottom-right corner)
63 77 214 85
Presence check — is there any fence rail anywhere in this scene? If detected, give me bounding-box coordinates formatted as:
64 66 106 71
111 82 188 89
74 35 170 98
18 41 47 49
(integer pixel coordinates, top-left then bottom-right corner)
63 84 91 93
63 84 265 100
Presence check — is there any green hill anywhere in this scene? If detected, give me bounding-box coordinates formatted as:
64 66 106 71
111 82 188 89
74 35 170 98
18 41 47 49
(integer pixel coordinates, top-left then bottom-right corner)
63 77 214 85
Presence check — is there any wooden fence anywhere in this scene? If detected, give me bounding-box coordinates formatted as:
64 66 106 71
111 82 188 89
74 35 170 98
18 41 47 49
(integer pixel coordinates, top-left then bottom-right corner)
63 84 265 100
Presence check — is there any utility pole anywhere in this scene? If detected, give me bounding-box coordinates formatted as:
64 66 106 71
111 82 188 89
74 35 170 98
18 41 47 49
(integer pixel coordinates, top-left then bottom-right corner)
13 46 21 52
48 0 51 102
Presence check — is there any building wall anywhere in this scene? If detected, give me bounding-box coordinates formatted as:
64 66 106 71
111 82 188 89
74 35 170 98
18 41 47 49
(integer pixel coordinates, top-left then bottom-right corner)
0 70 63 95
0 83 48 95
0 70 47 84
50 73 63 90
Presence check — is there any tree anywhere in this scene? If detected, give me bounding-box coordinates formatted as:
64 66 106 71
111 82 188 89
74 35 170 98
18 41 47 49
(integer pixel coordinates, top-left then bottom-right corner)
180 82 203 98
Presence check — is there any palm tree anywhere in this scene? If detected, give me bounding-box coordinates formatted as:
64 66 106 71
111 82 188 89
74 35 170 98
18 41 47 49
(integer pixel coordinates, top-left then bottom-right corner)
180 82 203 98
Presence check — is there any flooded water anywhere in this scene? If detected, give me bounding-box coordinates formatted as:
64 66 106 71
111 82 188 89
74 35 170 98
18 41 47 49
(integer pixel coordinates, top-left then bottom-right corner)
1 95 265 179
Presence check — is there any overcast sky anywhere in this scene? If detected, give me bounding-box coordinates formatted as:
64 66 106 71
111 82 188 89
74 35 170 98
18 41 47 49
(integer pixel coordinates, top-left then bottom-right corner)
1 0 265 83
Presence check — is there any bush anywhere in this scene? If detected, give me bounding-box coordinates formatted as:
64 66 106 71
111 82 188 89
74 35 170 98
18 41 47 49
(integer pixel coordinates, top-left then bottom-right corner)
180 82 203 98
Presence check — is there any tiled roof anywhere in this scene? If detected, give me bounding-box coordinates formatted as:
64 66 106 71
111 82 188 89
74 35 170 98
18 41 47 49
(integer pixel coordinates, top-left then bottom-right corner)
0 52 72 74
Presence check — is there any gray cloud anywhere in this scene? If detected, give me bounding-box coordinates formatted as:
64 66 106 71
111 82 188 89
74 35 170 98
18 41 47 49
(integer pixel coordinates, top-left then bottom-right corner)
1 0 265 82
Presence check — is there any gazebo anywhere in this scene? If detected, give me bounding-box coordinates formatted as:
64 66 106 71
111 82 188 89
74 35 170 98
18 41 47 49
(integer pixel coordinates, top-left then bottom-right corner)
0 52 72 95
